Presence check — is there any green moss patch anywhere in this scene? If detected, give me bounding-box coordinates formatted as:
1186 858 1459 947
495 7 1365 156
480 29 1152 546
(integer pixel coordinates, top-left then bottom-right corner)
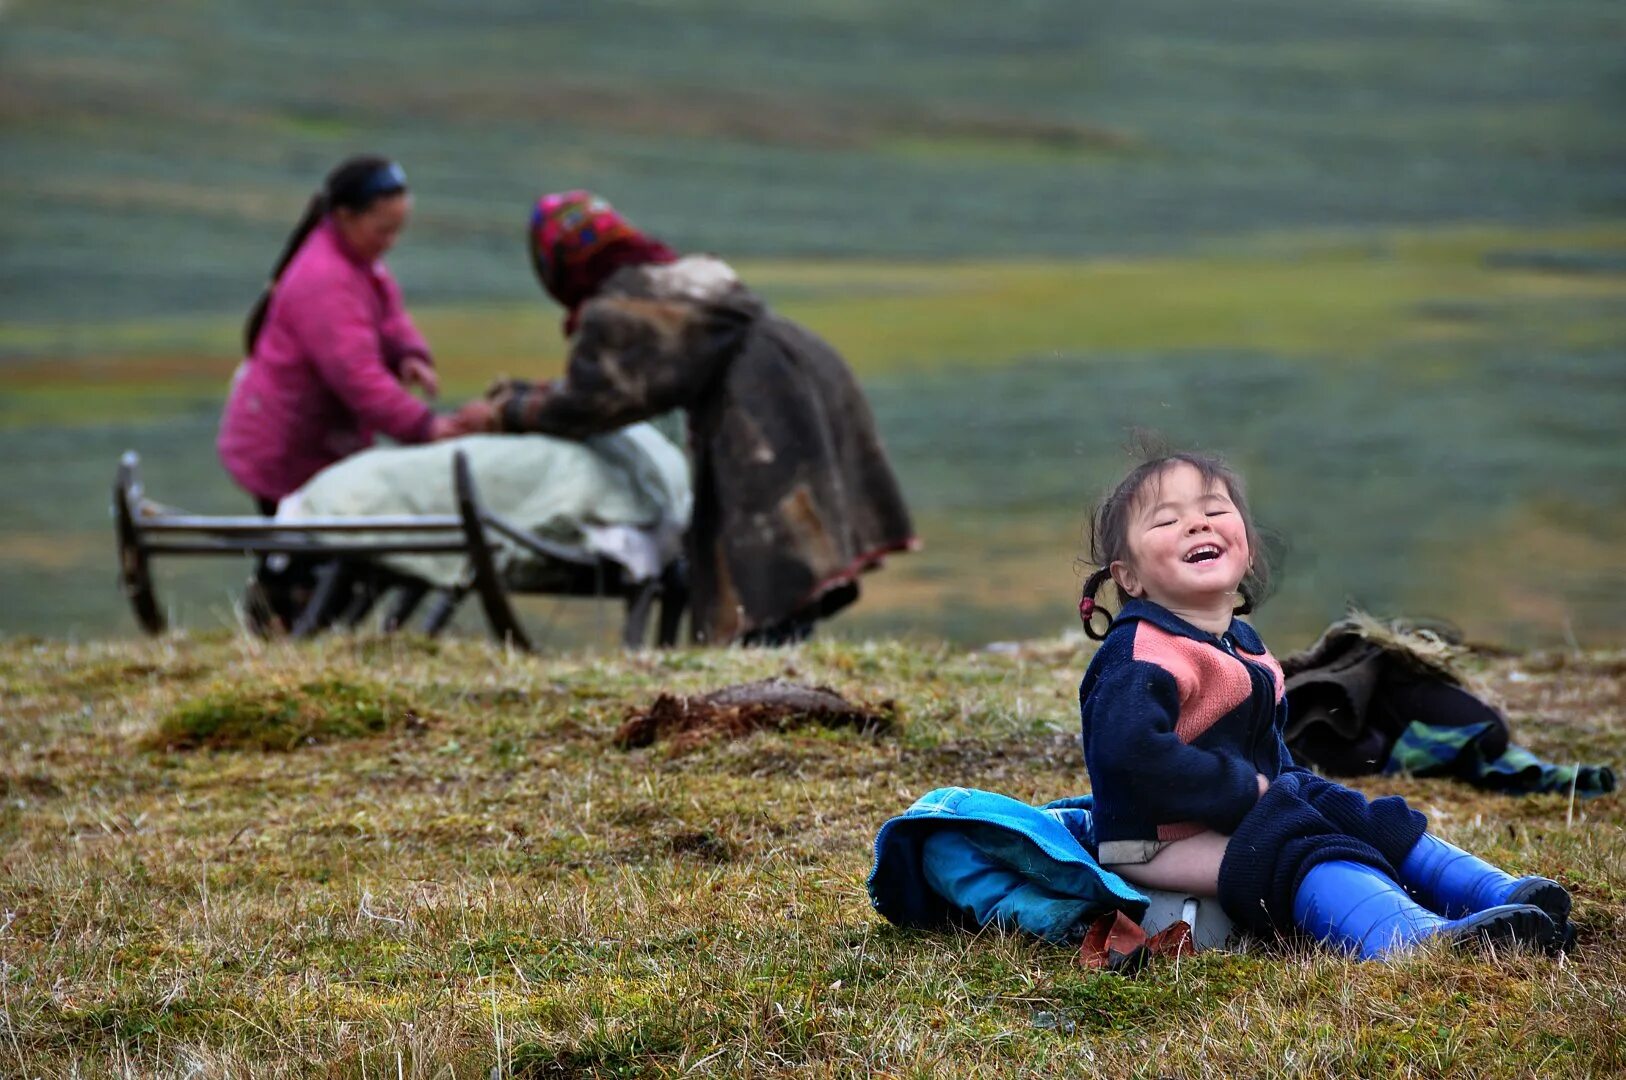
147 675 430 752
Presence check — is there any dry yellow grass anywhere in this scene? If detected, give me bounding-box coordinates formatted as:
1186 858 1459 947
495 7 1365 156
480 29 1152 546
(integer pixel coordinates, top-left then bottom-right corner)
0 633 1620 1077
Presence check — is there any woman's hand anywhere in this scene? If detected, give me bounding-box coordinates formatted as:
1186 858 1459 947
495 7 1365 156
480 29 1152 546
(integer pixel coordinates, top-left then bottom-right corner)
456 399 495 432
427 400 494 441
400 355 439 399
1257 773 1271 797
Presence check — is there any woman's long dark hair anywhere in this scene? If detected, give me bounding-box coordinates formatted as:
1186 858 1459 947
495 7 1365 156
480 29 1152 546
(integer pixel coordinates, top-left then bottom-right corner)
242 154 408 355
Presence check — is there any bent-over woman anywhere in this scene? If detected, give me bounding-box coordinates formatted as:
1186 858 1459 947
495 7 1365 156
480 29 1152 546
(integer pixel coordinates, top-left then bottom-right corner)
474 191 917 644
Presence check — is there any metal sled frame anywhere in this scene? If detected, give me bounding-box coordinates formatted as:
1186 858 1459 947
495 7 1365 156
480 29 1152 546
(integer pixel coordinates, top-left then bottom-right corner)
113 450 686 650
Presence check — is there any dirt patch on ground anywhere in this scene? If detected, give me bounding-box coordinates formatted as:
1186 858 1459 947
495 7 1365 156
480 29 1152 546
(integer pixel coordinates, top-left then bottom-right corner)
662 829 739 862
0 772 63 800
614 679 895 752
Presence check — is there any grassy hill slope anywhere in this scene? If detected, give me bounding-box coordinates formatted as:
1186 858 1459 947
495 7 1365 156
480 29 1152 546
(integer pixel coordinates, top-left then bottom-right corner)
3 0 1623 333
1 2 1624 648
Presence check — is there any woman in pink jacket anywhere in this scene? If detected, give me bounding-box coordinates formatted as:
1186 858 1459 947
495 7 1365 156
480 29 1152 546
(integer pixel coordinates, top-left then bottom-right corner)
218 155 462 511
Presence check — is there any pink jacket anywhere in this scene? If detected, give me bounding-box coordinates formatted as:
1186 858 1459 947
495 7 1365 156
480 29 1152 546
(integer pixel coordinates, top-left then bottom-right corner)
217 218 435 502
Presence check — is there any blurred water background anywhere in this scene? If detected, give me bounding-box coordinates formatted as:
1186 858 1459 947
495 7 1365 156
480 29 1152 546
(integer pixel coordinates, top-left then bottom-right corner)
2 1 1623 649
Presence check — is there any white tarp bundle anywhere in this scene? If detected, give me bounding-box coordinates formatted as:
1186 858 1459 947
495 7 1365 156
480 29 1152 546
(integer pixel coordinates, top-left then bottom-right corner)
276 426 691 588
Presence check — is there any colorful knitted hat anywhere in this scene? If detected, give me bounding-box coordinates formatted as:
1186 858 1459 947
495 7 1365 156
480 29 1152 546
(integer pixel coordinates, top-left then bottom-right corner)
528 191 678 335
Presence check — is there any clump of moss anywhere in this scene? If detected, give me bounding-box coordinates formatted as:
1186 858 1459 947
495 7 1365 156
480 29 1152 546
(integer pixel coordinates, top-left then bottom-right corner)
147 675 429 752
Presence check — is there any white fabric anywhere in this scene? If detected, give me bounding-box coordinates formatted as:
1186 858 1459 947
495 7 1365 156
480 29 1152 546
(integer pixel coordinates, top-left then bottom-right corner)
276 425 690 587
640 255 739 304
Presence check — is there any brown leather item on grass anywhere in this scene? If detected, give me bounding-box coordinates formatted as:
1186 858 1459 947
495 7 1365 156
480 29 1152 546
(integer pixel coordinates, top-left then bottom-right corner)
614 678 895 752
1078 910 1195 974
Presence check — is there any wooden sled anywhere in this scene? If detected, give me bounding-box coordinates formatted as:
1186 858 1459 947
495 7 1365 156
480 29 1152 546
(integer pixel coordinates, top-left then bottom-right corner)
113 450 687 650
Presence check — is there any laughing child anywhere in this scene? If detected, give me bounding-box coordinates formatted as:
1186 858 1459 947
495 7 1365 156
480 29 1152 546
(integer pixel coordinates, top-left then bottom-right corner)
1076 450 1571 959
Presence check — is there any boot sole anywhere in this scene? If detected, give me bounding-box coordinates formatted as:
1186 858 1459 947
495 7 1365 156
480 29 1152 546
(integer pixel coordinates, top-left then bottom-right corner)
1549 920 1579 955
1446 905 1555 951
1506 878 1572 926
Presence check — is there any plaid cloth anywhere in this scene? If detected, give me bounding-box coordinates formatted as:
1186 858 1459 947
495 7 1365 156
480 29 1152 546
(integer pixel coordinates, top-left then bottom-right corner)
1385 720 1617 798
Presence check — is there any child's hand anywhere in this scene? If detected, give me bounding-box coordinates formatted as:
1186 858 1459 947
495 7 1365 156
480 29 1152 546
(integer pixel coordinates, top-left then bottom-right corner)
1257 773 1270 797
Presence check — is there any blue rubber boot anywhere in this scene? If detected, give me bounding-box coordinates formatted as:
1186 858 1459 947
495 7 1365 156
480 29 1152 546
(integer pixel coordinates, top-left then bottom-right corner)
1399 833 1571 926
1292 860 1554 960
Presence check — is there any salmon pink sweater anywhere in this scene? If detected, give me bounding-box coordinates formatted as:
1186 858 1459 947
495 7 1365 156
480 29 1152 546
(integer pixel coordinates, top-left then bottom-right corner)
1078 598 1306 865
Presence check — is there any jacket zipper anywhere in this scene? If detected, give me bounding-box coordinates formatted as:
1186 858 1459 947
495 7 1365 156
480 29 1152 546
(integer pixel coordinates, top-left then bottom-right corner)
1220 632 1277 764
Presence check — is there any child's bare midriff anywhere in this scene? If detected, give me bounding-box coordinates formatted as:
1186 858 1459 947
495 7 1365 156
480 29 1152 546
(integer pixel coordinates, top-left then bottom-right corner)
1107 831 1229 895
1104 774 1266 896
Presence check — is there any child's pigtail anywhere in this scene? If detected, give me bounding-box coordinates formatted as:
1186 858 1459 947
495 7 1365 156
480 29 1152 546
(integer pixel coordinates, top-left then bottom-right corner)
1079 568 1114 641
1235 584 1254 617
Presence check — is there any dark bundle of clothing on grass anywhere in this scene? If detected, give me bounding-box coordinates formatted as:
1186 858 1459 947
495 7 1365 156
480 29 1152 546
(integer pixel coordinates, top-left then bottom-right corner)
1281 615 1615 798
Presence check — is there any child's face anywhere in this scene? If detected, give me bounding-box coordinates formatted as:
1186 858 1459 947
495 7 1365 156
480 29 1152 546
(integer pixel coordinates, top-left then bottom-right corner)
1112 462 1251 613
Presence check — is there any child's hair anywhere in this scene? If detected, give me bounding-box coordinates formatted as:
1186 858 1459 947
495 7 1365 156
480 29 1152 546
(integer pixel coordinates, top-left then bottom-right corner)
1079 446 1271 640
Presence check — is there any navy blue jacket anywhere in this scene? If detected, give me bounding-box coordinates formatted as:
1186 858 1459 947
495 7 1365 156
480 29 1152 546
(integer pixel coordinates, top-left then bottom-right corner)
1078 599 1304 864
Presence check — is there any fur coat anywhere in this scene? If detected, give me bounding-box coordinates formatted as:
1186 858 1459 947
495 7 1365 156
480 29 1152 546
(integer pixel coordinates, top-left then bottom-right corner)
487 257 916 643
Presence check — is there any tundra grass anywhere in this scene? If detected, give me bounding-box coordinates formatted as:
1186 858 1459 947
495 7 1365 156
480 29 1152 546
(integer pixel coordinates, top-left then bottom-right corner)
4 0 1623 327
0 633 1621 1076
6 223 1626 646
5 221 1624 385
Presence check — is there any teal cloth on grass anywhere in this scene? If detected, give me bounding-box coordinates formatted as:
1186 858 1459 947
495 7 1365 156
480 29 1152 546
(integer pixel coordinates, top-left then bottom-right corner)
1385 720 1616 798
867 788 1148 943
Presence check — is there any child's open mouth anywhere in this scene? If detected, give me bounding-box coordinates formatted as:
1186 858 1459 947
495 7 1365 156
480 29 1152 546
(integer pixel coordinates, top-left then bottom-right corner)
1183 544 1222 564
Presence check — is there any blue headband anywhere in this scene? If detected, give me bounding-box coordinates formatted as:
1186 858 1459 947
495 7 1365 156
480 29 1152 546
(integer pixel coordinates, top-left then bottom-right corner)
358 161 408 199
